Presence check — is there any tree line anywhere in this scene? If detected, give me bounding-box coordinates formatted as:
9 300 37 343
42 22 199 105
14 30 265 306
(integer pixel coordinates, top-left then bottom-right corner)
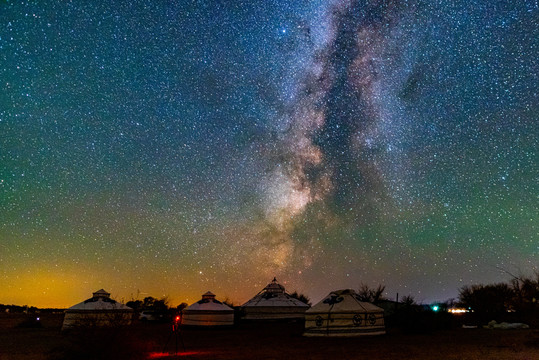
458 272 538 325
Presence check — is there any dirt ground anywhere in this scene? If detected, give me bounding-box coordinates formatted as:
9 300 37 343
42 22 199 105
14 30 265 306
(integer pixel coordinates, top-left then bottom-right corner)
0 313 538 360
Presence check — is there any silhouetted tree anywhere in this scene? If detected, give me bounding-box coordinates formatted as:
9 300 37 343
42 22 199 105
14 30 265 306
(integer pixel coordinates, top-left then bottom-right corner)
126 300 142 312
176 303 188 312
140 296 169 312
357 284 386 303
400 295 416 306
289 291 311 306
510 272 539 313
458 283 513 314
142 296 156 309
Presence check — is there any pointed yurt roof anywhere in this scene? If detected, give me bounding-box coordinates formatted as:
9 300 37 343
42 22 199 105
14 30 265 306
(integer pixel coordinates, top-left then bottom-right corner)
68 289 132 311
92 289 110 297
241 278 309 308
307 289 383 313
185 291 233 312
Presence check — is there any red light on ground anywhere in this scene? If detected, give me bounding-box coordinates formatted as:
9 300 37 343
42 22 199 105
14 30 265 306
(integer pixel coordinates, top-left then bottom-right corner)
148 352 168 358
148 351 200 359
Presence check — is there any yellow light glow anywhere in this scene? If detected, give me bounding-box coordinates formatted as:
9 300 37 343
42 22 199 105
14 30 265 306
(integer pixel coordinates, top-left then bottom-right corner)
448 308 468 314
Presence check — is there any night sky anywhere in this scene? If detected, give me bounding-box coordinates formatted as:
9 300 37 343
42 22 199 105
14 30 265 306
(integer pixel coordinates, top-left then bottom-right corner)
1 0 537 308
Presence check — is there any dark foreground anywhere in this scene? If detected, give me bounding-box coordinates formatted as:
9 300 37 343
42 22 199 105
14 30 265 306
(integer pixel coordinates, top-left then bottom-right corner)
1 313 538 360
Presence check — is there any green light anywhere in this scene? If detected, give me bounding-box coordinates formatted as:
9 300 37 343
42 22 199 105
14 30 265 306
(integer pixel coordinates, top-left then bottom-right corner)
432 305 439 312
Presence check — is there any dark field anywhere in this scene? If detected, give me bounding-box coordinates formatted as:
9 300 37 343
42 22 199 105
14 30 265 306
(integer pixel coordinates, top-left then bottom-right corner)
1 313 538 360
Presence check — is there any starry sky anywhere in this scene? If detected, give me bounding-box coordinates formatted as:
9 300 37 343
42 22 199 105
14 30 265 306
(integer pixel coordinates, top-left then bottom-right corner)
1 0 537 308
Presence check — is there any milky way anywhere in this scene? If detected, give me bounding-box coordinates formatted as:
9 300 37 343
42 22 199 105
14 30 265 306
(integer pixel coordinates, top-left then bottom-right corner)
1 0 537 307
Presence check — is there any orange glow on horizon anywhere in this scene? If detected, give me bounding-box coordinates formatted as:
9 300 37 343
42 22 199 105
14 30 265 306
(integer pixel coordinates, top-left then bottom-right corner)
0 266 92 308
1 261 312 309
0 270 281 309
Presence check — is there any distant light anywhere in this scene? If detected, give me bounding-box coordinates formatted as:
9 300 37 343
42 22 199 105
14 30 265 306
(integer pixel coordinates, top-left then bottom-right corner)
449 308 468 314
36 317 40 321
282 29 286 34
432 305 439 312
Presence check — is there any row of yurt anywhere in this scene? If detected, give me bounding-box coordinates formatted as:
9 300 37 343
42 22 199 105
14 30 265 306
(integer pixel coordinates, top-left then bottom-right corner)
61 282 386 337
62 289 133 330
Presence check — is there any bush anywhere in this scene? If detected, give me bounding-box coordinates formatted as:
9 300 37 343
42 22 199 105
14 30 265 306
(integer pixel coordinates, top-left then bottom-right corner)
458 274 539 327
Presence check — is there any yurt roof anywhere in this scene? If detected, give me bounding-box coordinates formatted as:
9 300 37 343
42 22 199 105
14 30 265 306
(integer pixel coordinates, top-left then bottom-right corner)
92 289 110 297
67 289 132 311
307 289 383 313
242 278 309 308
185 291 233 312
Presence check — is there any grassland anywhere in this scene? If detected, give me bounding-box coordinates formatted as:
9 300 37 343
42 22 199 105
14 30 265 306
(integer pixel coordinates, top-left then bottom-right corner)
0 313 537 360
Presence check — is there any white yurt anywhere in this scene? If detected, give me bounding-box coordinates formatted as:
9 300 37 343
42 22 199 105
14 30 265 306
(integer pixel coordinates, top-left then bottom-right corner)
304 289 385 336
241 278 310 320
62 289 133 330
182 291 234 326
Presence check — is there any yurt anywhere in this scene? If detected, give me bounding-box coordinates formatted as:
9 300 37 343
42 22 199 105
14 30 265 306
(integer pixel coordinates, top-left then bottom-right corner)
62 289 133 330
304 289 385 336
182 291 234 326
241 278 310 320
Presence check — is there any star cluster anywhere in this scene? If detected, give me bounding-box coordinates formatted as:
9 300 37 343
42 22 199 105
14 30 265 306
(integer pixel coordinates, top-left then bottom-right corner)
1 0 537 307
